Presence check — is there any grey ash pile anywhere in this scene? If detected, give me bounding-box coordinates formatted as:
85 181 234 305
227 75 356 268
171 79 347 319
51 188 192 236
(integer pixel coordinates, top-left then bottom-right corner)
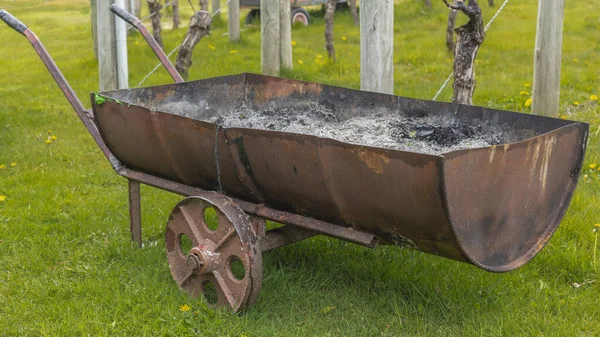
209 104 504 155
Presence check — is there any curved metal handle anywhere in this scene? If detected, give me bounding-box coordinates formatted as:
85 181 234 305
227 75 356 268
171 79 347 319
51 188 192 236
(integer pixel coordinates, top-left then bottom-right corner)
110 4 136 25
0 9 28 35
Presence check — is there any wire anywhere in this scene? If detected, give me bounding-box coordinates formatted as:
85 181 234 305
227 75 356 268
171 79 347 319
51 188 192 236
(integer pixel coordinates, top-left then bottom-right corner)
136 0 232 87
432 0 509 101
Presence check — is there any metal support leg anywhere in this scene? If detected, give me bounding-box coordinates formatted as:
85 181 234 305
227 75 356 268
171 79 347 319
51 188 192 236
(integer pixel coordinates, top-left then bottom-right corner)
128 180 142 247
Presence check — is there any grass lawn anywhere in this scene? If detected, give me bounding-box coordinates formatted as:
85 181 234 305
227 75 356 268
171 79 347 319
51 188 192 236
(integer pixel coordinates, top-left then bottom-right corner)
1 0 599 335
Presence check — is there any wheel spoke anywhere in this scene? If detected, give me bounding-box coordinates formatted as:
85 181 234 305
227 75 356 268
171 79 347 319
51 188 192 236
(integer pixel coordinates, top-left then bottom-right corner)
213 270 241 310
214 228 236 252
177 270 195 288
179 205 211 244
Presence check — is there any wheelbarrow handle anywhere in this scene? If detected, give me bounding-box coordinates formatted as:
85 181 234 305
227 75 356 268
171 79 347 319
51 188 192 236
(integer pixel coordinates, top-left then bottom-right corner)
109 4 136 25
109 4 184 83
0 9 28 36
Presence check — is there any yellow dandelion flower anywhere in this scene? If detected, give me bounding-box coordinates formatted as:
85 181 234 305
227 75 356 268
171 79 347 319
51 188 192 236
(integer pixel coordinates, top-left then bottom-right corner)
573 58 579 63
574 101 580 106
520 91 529 95
45 139 52 144
298 60 304 65
47 130 52 133
524 83 531 87
317 54 323 59
291 40 297 46
51 135 57 140
595 224 600 229
179 304 191 312
10 163 16 167
591 94 598 101
135 40 141 46
559 115 567 120
589 164 597 169
0 164 5 169
524 98 533 107
230 50 238 54
0 195 6 202
341 36 347 41
208 45 216 50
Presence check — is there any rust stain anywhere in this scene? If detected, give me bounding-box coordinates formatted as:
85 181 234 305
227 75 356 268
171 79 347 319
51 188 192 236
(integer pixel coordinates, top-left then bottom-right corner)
356 149 390 174
154 89 175 102
253 81 321 103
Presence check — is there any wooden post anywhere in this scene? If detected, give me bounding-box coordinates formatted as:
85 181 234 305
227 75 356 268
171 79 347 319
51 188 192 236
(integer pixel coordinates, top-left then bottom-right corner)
261 0 280 75
228 0 240 42
134 0 142 17
532 0 564 117
360 0 394 94
115 0 129 89
91 0 98 59
212 0 220 17
96 0 119 91
279 0 292 69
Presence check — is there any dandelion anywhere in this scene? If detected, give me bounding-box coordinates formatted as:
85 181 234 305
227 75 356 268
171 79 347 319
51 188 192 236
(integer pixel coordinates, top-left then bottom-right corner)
291 40 297 46
48 130 52 133
341 36 347 41
524 83 531 87
590 164 597 169
591 94 598 101
520 91 529 95
208 45 216 50
524 98 533 107
0 164 5 169
45 139 52 144
51 135 57 140
179 304 191 312
573 58 579 63
574 101 580 106
0 196 6 202
559 115 567 120
10 163 16 167
317 54 323 59
230 50 238 54
298 60 304 65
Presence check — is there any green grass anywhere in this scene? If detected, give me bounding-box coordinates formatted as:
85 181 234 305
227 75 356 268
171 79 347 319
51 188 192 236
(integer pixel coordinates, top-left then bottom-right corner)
1 0 599 336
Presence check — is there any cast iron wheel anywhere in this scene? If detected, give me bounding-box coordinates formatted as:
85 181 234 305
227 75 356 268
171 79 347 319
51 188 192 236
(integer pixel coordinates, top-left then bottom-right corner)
291 7 310 26
165 194 262 312
245 9 260 25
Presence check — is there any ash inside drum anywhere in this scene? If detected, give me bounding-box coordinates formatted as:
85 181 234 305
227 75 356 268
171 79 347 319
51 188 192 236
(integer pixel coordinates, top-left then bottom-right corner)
209 104 504 155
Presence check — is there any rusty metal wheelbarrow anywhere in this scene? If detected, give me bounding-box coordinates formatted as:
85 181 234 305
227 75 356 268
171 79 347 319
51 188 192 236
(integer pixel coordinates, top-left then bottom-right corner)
0 7 588 313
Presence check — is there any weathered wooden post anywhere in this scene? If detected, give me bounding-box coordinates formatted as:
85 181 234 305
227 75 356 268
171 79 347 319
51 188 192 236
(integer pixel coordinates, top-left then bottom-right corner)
212 0 220 17
532 0 564 117
115 0 129 89
360 0 394 94
261 0 280 75
280 0 292 69
229 0 240 42
91 0 98 59
95 0 119 91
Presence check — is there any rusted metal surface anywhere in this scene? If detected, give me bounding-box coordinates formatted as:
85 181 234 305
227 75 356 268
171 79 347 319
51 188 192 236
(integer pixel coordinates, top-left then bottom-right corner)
165 195 262 312
119 168 379 248
259 226 318 252
128 180 142 247
96 74 588 272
